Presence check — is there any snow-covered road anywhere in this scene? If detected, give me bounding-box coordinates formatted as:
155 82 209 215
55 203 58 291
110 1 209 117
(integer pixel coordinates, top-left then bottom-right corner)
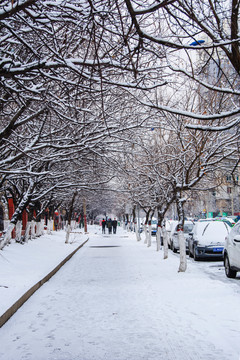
1 226 240 360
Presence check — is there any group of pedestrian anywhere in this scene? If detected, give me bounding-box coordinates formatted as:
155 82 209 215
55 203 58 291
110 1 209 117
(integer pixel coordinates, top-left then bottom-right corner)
102 218 117 234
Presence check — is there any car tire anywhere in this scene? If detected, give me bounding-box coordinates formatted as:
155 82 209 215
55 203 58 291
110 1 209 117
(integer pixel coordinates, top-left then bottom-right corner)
193 247 199 261
171 241 177 253
224 255 237 278
172 243 177 253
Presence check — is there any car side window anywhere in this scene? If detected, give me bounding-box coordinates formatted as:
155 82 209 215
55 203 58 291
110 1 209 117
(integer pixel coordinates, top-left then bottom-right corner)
231 223 240 237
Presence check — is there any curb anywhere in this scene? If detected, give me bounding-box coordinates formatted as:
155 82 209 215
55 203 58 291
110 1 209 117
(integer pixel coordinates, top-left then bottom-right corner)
0 238 89 328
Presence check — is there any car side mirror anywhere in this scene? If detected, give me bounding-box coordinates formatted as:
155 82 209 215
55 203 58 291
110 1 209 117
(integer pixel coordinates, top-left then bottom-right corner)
233 234 240 243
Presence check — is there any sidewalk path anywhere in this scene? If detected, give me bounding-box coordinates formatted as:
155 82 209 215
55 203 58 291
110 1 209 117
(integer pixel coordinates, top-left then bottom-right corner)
0 226 240 360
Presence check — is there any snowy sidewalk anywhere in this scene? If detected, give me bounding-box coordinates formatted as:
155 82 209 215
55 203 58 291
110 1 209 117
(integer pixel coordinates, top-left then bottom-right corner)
0 229 89 324
0 225 240 360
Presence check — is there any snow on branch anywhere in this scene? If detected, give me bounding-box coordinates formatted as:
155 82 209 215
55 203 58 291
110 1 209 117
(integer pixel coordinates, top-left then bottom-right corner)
186 118 240 131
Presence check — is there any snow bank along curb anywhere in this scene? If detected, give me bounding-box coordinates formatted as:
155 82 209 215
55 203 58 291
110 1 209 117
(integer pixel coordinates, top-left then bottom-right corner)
0 238 89 328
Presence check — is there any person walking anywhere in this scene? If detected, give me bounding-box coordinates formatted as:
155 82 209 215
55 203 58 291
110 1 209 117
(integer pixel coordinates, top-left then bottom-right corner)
112 218 117 234
107 218 112 234
102 218 106 234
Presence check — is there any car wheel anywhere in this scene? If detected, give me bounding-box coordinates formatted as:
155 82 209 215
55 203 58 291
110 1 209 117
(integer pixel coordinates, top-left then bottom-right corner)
224 255 237 278
171 241 176 253
193 247 199 261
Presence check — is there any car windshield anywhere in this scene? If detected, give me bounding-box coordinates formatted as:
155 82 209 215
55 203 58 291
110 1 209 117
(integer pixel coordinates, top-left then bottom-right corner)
201 221 231 244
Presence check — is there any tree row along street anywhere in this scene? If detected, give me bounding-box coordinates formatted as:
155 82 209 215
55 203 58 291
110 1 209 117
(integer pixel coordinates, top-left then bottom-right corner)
1 225 240 360
1 0 240 273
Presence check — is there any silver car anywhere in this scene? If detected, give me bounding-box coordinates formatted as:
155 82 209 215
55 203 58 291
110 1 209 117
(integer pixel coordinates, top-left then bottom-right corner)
188 220 231 261
224 221 240 278
170 221 194 253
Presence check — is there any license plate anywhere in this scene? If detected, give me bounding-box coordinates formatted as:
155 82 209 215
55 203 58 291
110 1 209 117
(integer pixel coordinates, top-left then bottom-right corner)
213 247 223 252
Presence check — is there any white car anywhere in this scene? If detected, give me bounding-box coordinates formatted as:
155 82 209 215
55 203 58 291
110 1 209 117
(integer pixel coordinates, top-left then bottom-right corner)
188 220 231 260
170 221 194 253
224 221 240 278
166 220 178 248
151 219 158 235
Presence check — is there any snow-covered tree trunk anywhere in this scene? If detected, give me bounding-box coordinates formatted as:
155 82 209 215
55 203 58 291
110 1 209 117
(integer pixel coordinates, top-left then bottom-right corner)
132 206 137 236
30 220 36 240
15 221 22 243
0 222 15 250
157 209 168 258
147 223 152 247
65 224 71 244
0 181 35 250
24 221 31 243
178 229 186 271
36 221 43 236
144 223 148 244
47 220 52 234
156 226 161 251
72 220 77 229
65 191 77 243
176 193 187 272
162 226 169 260
41 220 44 235
135 222 141 241
137 230 141 241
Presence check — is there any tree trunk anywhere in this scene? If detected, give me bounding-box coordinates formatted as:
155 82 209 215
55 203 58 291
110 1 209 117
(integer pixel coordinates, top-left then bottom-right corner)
65 224 71 243
47 219 52 234
24 221 31 243
147 221 152 247
162 225 169 260
15 220 22 243
157 205 171 259
30 220 36 239
156 225 161 251
65 191 77 243
0 182 34 249
135 221 141 241
132 205 140 241
157 210 164 252
36 220 43 236
176 192 187 272
144 223 148 244
0 222 15 249
144 209 151 244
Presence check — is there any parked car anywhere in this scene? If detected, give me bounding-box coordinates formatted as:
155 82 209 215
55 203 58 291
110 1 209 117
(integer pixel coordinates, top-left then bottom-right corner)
224 220 240 278
214 217 235 227
140 218 158 235
151 219 158 235
167 220 178 248
170 221 194 253
187 220 231 261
